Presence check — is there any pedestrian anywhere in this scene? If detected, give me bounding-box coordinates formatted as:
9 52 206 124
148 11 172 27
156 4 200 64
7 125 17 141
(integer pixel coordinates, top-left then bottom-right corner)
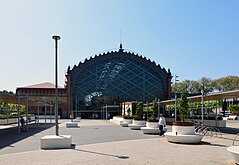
20 116 25 132
158 113 166 136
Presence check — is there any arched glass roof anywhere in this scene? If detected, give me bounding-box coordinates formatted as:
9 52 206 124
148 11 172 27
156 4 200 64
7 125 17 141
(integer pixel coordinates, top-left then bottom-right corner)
67 47 171 111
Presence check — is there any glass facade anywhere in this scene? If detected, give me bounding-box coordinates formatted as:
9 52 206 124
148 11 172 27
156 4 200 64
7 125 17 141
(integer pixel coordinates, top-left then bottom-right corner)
67 48 171 115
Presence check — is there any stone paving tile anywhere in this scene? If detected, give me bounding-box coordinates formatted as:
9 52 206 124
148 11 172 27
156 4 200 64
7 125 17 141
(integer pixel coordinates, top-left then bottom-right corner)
0 119 238 164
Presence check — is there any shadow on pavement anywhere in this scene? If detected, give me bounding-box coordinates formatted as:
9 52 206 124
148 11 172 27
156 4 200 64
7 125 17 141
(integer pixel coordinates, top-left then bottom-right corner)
73 148 129 159
200 141 228 147
219 127 239 135
0 123 55 149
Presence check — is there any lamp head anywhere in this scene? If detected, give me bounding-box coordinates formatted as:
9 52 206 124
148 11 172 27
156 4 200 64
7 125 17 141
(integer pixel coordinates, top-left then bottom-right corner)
52 35 61 40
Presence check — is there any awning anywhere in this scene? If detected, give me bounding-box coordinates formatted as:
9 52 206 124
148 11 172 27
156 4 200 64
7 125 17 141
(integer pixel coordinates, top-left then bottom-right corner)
160 90 239 105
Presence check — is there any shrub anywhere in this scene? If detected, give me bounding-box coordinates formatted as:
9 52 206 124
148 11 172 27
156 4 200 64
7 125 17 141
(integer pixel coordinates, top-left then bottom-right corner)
178 92 189 122
135 102 143 118
217 116 223 120
229 104 239 114
133 115 144 120
123 115 134 119
147 117 159 122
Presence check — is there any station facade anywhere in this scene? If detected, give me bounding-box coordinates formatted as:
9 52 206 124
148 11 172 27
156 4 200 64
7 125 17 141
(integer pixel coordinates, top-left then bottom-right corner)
15 45 172 119
65 45 172 118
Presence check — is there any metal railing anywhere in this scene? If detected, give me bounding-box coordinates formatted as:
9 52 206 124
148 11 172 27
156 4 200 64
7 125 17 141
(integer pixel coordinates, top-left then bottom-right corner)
195 125 222 138
232 133 239 146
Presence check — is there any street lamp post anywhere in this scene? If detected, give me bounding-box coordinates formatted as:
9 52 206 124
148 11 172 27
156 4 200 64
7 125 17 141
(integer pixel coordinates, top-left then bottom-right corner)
157 99 160 119
52 35 61 136
44 100 47 124
105 104 108 121
17 94 20 133
26 95 28 131
201 89 204 126
50 103 52 123
37 101 40 127
174 74 179 121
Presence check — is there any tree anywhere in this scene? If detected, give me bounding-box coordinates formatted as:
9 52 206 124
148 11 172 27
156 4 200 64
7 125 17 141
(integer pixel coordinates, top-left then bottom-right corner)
151 98 159 119
229 104 239 114
199 77 213 94
173 76 239 94
135 102 143 118
0 102 10 123
178 92 189 123
172 78 212 94
213 76 239 92
0 90 15 95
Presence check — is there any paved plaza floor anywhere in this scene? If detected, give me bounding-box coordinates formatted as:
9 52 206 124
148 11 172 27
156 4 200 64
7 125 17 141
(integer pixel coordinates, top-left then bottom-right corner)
0 119 238 165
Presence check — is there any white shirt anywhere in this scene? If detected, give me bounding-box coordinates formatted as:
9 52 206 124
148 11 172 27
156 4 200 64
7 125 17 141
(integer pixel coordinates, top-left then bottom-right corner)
158 117 166 126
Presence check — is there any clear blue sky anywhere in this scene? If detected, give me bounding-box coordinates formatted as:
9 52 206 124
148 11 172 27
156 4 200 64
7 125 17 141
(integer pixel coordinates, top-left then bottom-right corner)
0 0 238 92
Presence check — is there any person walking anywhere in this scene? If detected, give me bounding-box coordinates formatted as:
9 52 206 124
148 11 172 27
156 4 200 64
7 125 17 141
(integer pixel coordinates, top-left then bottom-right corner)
20 116 25 132
158 113 166 136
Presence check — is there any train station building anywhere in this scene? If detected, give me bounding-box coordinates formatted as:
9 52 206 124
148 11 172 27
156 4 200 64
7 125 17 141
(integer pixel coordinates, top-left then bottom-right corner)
15 44 172 118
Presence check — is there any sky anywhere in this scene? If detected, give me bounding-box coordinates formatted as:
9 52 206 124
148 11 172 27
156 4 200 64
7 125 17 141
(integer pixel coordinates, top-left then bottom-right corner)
0 0 238 92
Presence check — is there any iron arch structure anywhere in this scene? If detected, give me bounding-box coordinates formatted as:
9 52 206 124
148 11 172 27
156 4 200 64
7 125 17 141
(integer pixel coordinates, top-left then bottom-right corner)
66 46 172 118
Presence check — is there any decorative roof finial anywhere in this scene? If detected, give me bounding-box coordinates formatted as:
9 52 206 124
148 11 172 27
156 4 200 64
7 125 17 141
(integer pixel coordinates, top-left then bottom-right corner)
119 43 124 52
120 43 123 49
119 29 124 52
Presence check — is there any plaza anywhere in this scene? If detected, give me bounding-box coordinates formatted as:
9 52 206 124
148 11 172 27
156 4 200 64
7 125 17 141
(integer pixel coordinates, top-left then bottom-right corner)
0 119 238 165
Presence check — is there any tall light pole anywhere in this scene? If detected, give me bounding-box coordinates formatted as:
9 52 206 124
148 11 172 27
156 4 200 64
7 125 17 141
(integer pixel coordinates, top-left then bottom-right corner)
157 99 160 119
52 35 61 136
174 74 179 121
37 101 40 127
26 95 28 131
105 104 108 121
201 89 204 126
146 101 149 121
17 93 20 133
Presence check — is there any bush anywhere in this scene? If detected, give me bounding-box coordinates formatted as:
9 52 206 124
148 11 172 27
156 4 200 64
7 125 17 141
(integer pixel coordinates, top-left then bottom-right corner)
229 104 239 114
147 117 159 122
217 116 223 120
123 115 134 119
204 116 215 120
0 114 18 119
135 102 143 117
133 115 144 120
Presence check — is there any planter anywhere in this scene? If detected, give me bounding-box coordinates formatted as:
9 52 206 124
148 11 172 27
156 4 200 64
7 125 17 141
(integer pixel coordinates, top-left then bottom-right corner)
172 125 195 135
129 120 146 130
141 121 159 134
165 133 204 144
165 122 204 144
120 118 133 127
146 121 158 128
133 120 145 125
0 118 18 125
110 116 124 125
123 119 133 124
227 146 239 164
173 122 193 126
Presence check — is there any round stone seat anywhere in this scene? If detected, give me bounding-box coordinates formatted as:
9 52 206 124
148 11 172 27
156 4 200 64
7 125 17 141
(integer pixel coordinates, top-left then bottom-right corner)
227 146 239 164
66 122 79 128
120 119 133 127
141 127 159 134
128 124 145 130
164 132 204 144
120 121 129 127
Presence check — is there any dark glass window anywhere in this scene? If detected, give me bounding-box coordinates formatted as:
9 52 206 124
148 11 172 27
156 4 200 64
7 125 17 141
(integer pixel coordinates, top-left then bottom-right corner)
69 51 170 111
